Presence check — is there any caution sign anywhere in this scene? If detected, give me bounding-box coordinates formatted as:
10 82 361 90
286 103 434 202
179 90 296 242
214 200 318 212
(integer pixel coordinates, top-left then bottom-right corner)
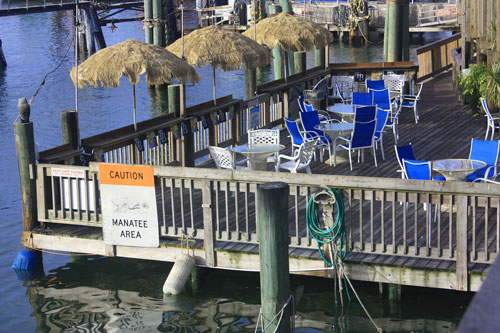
100 164 159 247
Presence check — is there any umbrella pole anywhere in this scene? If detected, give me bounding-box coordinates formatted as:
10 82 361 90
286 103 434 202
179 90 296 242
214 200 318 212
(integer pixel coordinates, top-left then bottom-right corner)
213 67 216 105
133 85 137 131
283 48 288 82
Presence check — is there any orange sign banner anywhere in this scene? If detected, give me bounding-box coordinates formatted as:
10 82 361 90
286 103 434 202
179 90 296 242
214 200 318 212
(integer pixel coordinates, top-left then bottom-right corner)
99 164 155 187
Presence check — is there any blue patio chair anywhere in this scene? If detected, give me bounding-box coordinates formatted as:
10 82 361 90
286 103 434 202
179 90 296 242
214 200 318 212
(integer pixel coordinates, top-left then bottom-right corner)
395 143 416 178
285 118 310 156
334 119 377 170
372 88 399 142
366 79 385 91
402 159 445 181
300 111 333 165
298 96 332 122
465 138 500 182
352 92 373 106
480 97 500 140
402 159 443 228
374 109 389 160
355 105 377 122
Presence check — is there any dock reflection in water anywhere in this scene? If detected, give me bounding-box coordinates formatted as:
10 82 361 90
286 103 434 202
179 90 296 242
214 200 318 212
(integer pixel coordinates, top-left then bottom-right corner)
20 257 462 332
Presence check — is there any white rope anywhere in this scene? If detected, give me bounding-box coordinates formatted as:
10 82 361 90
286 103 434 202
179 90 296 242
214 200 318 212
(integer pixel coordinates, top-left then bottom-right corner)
331 244 383 333
255 295 294 332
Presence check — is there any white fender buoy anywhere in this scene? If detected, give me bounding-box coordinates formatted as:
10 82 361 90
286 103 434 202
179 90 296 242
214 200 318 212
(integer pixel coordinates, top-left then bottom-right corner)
163 254 195 295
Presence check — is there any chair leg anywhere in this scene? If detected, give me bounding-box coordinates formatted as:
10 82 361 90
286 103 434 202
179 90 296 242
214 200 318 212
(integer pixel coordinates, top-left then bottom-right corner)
414 105 419 123
348 149 353 171
372 145 378 167
306 166 312 174
380 137 385 160
333 146 337 167
486 124 490 140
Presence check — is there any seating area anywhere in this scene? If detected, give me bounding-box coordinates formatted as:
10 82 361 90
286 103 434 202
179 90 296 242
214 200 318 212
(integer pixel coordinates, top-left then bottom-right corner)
203 72 499 180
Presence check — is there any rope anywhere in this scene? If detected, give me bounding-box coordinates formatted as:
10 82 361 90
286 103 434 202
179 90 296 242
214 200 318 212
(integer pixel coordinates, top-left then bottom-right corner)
306 187 384 333
28 30 73 106
255 295 294 333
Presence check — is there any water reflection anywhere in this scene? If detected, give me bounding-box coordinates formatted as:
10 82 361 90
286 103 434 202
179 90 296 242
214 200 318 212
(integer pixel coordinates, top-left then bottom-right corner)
18 257 463 333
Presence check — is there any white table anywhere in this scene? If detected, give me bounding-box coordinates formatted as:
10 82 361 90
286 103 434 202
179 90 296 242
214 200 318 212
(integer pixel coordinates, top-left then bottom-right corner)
232 144 285 171
432 159 487 181
326 104 355 122
315 123 354 141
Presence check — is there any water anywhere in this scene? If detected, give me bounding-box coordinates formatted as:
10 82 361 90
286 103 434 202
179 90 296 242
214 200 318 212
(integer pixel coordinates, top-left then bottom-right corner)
0 11 472 332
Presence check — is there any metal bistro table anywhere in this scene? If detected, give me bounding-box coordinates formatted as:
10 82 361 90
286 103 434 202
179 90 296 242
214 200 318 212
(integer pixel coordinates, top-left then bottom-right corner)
326 104 356 123
315 122 354 142
432 159 487 181
232 144 285 171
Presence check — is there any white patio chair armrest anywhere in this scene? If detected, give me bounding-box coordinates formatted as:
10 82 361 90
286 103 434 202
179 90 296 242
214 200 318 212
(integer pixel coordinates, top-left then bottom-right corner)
303 130 321 140
333 136 349 147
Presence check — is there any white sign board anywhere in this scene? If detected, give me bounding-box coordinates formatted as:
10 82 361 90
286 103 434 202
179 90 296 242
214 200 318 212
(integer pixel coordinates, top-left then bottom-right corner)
249 105 261 129
100 164 159 247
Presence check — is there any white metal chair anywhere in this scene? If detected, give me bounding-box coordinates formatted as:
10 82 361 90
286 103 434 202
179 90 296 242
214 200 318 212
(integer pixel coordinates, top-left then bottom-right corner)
276 140 318 173
248 128 280 163
384 74 405 101
480 97 500 140
208 146 250 170
398 82 424 123
328 75 354 104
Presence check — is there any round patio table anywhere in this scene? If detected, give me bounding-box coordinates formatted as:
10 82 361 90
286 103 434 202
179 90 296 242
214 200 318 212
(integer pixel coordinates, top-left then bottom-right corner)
232 144 285 171
432 159 487 181
326 104 355 122
314 123 354 142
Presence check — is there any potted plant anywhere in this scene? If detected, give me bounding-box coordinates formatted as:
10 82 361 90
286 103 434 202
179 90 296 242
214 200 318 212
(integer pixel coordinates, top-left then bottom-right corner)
457 63 487 113
485 61 500 113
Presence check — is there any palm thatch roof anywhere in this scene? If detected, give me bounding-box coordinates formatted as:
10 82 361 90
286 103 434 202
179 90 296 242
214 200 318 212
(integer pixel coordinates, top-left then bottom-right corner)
166 25 272 71
243 12 333 52
70 39 200 88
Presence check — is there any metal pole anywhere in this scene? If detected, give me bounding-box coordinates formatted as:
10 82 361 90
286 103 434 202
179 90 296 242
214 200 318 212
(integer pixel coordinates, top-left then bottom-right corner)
462 0 466 70
181 3 185 58
133 85 137 131
74 0 80 146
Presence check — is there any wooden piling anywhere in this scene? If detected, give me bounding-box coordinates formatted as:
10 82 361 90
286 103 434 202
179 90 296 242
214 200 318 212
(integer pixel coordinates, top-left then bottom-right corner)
257 182 291 333
82 9 96 54
245 68 257 100
144 0 154 44
385 0 408 62
15 98 38 232
0 39 6 69
401 0 409 61
89 8 106 50
164 0 178 45
294 51 306 74
314 47 325 68
273 46 284 80
168 84 181 117
153 0 164 46
60 110 79 149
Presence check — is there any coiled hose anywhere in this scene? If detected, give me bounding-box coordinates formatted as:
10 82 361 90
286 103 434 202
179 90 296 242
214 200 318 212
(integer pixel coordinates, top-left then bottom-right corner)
306 187 347 266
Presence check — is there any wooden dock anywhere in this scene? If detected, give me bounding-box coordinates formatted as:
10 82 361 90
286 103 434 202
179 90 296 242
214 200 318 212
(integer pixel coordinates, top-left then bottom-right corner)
26 67 498 293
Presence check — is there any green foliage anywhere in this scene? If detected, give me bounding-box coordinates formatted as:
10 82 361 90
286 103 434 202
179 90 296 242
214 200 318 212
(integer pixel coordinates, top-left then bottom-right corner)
486 61 500 108
457 63 487 110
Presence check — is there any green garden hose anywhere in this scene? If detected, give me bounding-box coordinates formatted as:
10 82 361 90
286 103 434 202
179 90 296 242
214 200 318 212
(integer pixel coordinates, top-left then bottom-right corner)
306 187 347 265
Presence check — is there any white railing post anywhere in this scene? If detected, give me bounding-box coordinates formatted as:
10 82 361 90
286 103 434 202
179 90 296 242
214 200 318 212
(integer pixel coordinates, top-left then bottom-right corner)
456 195 469 291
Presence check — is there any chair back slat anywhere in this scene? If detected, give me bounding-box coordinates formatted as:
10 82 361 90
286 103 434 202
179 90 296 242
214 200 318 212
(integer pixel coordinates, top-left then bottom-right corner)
395 143 415 169
371 88 391 111
285 118 304 146
469 138 500 167
355 105 377 122
208 146 235 170
352 92 373 106
366 80 385 91
248 129 280 146
351 119 377 149
403 159 431 180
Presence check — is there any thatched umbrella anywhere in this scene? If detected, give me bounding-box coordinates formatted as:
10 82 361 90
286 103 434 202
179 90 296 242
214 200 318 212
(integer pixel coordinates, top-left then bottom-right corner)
166 25 272 104
70 39 200 131
243 12 333 79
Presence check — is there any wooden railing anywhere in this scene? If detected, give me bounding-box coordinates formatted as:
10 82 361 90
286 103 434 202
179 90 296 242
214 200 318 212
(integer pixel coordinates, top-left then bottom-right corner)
36 163 500 290
415 33 461 81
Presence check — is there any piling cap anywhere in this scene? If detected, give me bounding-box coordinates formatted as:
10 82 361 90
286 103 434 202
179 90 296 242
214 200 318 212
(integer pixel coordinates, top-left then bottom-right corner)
17 97 30 123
